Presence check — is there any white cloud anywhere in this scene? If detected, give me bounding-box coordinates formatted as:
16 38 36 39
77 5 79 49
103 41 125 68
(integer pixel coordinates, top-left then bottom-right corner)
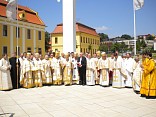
95 26 110 32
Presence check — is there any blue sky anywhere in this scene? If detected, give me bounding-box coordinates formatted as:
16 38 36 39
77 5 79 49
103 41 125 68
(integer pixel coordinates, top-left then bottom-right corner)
18 0 156 38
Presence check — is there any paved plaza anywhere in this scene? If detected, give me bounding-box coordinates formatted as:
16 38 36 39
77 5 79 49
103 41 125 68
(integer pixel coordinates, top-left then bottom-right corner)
0 85 156 117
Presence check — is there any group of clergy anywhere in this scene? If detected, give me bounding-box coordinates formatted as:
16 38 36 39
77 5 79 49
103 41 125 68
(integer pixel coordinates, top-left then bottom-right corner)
0 50 156 98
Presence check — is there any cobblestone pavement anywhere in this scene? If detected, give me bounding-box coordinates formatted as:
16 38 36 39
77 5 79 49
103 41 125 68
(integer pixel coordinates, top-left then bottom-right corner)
0 85 156 117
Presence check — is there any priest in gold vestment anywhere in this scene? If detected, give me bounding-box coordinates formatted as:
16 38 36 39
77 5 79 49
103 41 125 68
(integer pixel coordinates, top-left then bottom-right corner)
62 53 73 86
140 52 156 98
52 52 62 85
42 54 52 85
20 53 34 88
98 52 109 86
33 53 43 87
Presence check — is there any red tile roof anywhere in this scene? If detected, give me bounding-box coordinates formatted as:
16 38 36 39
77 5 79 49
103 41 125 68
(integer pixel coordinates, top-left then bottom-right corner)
52 22 99 36
0 0 45 26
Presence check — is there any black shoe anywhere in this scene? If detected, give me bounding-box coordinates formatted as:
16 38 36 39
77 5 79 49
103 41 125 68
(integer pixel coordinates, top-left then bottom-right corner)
146 96 156 99
140 94 146 97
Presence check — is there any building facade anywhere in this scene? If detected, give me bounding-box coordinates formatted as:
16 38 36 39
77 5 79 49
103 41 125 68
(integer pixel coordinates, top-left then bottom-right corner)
51 22 100 55
0 0 45 58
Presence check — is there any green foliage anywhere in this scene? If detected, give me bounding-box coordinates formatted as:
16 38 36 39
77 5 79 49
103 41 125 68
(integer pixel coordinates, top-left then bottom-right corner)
146 35 155 40
88 44 92 52
45 31 51 52
98 33 109 42
121 34 132 40
99 44 108 52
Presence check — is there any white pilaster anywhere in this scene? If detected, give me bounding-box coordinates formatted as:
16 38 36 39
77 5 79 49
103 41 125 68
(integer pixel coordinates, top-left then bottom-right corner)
33 30 36 53
63 0 76 53
10 25 13 55
22 27 25 52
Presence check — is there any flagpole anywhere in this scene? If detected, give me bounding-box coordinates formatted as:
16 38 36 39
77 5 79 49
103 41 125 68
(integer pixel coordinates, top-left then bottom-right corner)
16 0 19 89
133 1 137 55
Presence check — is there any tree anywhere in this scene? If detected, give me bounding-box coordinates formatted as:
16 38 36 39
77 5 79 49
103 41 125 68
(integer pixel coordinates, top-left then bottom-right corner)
136 39 141 52
99 44 108 52
45 31 51 52
88 44 92 53
121 34 132 40
110 42 121 52
120 42 128 52
146 35 155 40
98 33 109 42
140 39 147 48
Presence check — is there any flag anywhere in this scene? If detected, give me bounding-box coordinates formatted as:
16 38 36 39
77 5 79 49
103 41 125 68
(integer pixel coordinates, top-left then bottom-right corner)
133 0 144 10
6 0 17 21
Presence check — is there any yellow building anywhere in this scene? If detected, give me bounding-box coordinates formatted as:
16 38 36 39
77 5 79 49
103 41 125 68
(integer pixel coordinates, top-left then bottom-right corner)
51 22 100 55
0 0 45 58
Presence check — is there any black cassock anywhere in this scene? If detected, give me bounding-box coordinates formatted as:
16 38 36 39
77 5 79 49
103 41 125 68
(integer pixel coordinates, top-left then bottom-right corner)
9 57 20 89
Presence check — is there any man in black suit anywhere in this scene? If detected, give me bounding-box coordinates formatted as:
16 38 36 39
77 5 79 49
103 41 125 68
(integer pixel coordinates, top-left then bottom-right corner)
77 52 87 85
9 52 20 89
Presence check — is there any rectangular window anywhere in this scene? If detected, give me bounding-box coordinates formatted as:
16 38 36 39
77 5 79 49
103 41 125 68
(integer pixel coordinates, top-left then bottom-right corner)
83 37 85 43
3 46 7 54
55 37 58 44
27 47 31 53
16 27 20 38
86 38 87 43
81 48 82 52
84 48 85 53
3 25 7 36
27 29 31 39
38 31 41 40
80 36 82 43
38 48 42 54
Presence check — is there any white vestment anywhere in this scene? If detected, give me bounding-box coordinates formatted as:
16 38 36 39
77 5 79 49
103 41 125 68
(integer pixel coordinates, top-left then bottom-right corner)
71 58 79 84
19 57 24 82
21 59 34 88
86 58 95 86
52 58 62 82
0 58 12 90
99 58 109 86
125 58 135 87
112 56 125 88
108 57 115 85
92 57 99 81
42 59 52 84
132 61 142 91
33 59 43 87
